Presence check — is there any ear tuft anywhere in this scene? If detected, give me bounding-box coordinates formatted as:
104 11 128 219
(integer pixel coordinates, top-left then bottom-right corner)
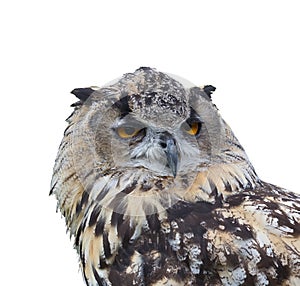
71 87 95 102
203 85 216 98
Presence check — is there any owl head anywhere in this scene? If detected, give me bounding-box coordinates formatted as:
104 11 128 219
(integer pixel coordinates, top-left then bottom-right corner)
71 68 225 175
56 67 258 217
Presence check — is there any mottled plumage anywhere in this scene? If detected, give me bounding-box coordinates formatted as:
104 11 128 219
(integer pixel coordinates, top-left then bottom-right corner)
51 67 300 285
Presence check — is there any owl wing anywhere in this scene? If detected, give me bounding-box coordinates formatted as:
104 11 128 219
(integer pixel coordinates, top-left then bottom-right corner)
205 183 300 285
75 181 300 286
137 184 300 286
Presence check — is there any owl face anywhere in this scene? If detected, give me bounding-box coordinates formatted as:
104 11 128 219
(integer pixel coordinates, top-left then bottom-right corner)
80 68 220 180
109 106 205 177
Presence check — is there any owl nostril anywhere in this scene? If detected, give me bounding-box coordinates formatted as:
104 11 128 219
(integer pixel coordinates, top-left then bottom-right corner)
159 132 174 149
160 142 167 149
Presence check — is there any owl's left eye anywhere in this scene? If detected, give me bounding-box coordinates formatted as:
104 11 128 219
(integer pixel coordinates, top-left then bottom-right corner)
116 125 144 139
181 121 201 136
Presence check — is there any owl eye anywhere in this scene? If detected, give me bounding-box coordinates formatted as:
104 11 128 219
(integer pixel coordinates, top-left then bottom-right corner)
181 121 201 136
116 126 143 139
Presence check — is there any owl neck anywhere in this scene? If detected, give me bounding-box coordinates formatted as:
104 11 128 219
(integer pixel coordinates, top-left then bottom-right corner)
183 161 260 204
82 160 260 221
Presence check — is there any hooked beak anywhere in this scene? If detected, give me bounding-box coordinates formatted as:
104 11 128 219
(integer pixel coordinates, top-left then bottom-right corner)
163 136 178 177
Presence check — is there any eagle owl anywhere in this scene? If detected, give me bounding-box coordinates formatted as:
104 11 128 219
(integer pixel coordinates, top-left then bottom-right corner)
51 67 300 286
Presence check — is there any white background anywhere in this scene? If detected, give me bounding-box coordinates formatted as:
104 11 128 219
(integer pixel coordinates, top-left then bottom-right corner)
1 1 299 285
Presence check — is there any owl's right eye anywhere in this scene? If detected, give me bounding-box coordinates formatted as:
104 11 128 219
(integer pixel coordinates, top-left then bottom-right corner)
182 121 200 136
181 119 202 137
116 125 144 139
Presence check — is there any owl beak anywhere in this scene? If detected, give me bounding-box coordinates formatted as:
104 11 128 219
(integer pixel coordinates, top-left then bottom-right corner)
165 137 178 178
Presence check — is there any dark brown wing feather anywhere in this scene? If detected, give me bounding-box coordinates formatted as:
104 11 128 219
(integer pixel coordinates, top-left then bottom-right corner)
72 182 300 285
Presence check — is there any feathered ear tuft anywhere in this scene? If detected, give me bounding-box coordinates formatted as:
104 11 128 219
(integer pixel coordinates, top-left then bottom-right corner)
71 87 95 102
203 85 216 99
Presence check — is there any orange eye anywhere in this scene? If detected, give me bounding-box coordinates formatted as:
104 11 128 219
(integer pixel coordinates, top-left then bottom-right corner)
182 122 200 136
116 126 141 138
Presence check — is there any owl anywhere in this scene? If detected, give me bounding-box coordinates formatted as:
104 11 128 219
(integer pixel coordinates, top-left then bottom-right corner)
51 67 300 286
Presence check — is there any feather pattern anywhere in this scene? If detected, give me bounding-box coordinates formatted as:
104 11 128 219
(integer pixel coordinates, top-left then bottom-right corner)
51 67 300 285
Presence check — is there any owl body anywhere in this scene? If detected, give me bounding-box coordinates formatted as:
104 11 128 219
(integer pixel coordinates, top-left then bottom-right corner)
51 68 300 285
